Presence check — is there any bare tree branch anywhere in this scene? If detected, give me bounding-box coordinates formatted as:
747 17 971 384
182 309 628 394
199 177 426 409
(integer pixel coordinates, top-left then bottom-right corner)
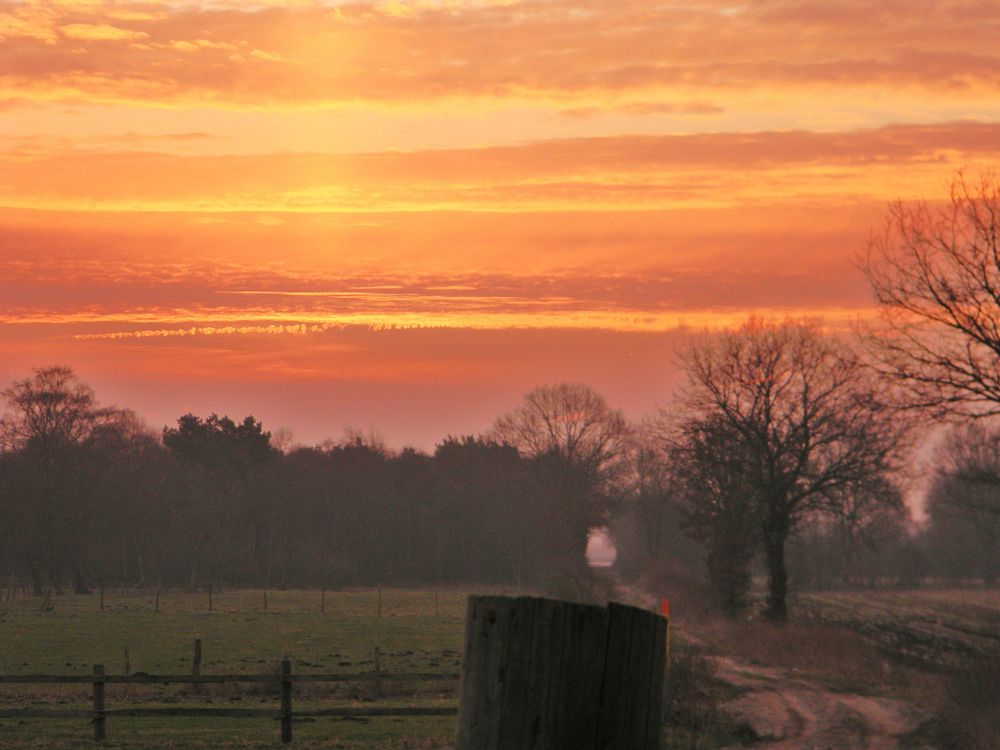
860 172 1000 417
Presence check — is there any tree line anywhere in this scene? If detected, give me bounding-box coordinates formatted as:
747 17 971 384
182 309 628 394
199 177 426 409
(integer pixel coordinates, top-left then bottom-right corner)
0 375 612 596
3 173 1000 620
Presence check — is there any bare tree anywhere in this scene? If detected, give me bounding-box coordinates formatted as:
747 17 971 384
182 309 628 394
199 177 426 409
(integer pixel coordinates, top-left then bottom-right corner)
0 367 122 454
665 414 758 615
1 367 140 593
674 319 909 620
626 421 679 562
490 383 630 560
937 421 1000 498
861 173 1000 417
926 423 1000 584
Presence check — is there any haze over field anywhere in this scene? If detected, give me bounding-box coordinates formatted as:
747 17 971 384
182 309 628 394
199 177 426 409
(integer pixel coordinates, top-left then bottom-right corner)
3 0 1000 444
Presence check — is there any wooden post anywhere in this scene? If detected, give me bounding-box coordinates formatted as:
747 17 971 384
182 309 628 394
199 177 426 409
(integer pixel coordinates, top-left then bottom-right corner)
455 596 666 750
154 588 160 613
208 585 213 612
100 584 104 612
373 646 383 698
280 659 293 744
595 603 667 749
264 590 268 610
92 664 106 742
321 587 325 614
123 647 131 699
660 598 671 672
192 638 202 693
376 586 382 618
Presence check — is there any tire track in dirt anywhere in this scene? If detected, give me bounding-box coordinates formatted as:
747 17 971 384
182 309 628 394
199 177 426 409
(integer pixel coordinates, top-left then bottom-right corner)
713 656 927 749
610 576 932 748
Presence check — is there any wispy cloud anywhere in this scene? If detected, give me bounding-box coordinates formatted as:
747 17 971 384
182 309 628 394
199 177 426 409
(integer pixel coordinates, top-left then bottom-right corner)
1 1 998 107
1 122 997 211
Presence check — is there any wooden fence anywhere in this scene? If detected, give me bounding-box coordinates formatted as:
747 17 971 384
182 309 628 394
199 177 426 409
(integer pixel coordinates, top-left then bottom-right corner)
0 661 459 744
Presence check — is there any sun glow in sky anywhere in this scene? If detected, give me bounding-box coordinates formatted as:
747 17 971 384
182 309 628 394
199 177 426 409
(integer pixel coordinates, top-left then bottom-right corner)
3 0 1000 445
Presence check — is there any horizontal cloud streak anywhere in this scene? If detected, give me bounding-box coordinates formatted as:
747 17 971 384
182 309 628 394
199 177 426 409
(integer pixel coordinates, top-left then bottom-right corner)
1 1 999 107
2 122 997 211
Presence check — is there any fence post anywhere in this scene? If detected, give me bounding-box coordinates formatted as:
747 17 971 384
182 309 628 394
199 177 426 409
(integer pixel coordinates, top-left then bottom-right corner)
92 664 106 742
661 598 671 672
280 659 293 744
455 596 666 750
124 647 131 699
456 597 608 749
374 646 383 698
192 639 202 693
595 603 667 749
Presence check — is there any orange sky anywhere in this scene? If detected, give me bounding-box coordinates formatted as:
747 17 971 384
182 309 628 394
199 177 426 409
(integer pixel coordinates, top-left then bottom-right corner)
3 0 1000 446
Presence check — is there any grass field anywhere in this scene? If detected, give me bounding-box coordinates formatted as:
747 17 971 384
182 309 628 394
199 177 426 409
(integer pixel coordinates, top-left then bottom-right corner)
795 588 1000 670
0 587 475 748
7 584 997 748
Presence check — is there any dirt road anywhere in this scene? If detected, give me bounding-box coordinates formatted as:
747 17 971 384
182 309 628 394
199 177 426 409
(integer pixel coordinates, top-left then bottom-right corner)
713 656 927 749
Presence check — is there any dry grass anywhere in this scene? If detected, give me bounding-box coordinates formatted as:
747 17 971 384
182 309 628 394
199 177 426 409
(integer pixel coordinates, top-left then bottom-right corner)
661 645 754 750
913 655 1000 750
694 618 897 691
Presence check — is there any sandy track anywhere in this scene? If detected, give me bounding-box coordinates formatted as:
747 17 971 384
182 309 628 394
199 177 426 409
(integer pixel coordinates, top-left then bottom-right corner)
713 656 927 749
610 577 932 748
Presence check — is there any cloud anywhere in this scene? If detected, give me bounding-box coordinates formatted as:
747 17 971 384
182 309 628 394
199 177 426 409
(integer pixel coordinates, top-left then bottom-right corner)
59 23 149 41
560 101 725 119
0 0 998 106
0 205 880 335
0 121 996 211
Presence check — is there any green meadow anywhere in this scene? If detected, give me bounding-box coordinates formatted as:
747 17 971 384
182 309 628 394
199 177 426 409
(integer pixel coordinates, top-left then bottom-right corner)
0 588 474 748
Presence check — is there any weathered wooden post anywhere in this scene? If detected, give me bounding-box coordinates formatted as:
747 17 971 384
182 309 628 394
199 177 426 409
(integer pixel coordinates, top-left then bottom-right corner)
92 664 106 742
192 639 202 694
280 659 293 744
660 598 671 672
373 646 383 698
123 647 131 699
595 603 667 749
456 596 666 750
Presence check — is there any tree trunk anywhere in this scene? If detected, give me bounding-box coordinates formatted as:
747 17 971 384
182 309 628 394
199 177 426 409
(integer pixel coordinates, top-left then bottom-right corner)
133 539 146 587
29 565 44 597
72 563 91 595
188 555 199 592
763 520 789 622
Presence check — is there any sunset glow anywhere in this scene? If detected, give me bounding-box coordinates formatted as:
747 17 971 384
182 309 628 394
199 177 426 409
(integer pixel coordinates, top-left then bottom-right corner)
4 0 1000 445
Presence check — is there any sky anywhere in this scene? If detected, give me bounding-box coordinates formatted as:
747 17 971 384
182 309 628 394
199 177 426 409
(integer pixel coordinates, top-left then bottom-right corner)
3 0 1000 448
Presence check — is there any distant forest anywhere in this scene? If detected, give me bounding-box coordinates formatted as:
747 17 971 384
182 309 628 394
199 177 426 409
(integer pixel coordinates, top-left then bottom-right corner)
0 361 996 611
0 367 593 594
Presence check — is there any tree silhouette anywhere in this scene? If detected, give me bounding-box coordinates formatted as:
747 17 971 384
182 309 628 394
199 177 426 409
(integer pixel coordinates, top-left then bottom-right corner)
862 173 1000 417
673 320 908 620
490 383 630 561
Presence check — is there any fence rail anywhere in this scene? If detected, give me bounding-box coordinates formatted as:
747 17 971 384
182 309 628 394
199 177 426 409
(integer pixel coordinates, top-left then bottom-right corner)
0 662 459 744
0 671 458 684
